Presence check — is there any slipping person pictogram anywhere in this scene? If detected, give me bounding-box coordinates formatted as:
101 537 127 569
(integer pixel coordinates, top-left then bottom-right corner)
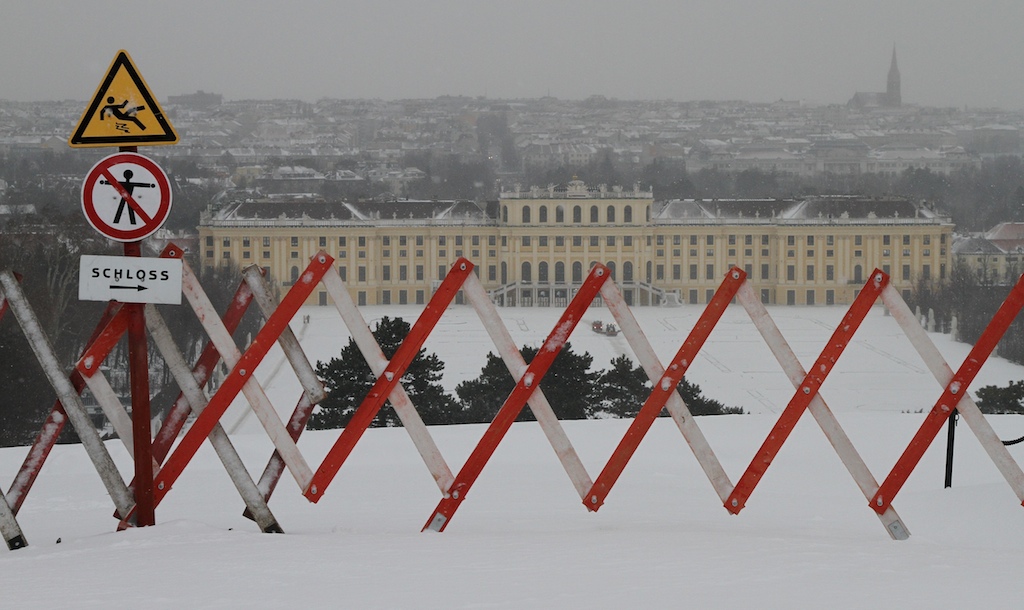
100 169 155 225
100 97 147 132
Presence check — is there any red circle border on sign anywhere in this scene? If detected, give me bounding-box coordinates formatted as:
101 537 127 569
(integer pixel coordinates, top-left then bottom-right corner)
81 152 172 242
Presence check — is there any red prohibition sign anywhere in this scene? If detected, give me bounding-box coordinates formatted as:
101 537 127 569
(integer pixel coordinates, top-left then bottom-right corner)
81 152 172 242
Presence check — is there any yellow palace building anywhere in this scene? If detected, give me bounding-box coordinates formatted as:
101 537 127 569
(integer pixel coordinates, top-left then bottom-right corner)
199 179 953 307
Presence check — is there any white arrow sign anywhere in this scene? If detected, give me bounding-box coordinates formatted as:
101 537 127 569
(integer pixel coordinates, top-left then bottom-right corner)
79 255 182 305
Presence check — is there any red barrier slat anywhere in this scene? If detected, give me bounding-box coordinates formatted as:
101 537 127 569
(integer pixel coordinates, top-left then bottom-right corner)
422 263 610 532
75 308 131 379
585 267 745 511
725 269 889 514
149 252 333 508
303 259 475 502
871 272 1024 514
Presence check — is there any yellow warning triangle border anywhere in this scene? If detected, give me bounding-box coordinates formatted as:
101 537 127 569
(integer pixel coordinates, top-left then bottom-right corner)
69 50 179 148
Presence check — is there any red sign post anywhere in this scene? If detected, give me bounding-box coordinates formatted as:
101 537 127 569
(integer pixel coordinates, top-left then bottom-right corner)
71 50 179 528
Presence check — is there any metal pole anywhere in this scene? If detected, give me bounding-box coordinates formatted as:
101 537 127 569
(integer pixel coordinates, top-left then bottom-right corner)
944 410 958 488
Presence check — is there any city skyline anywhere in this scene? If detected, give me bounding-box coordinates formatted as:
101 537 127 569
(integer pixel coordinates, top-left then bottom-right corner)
3 1 1023 110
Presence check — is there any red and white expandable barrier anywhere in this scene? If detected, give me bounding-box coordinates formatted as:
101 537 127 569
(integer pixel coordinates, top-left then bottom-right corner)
3 249 1024 548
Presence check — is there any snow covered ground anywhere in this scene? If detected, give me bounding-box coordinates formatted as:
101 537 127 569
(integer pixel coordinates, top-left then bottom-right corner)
2 303 1024 608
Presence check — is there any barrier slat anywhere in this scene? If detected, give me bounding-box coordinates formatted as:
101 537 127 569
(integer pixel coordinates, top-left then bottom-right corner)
0 487 26 550
726 269 889 514
236 265 330 516
150 253 332 509
737 280 910 540
873 273 1024 513
73 308 141 457
319 268 456 494
244 394 313 519
151 279 253 462
242 265 326 404
304 259 475 502
6 301 120 514
881 283 1024 505
144 305 282 533
78 367 144 460
423 263 609 532
0 271 135 521
600 279 735 503
179 261 315 487
462 272 593 499
586 267 745 511
75 308 131 379
0 276 31 547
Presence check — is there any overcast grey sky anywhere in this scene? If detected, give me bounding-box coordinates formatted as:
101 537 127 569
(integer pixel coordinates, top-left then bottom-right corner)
3 1 1022 109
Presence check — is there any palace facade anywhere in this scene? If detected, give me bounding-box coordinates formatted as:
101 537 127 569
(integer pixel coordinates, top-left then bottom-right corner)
199 180 953 307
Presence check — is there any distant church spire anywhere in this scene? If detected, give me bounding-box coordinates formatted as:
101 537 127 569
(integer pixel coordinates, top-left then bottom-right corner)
887 45 901 106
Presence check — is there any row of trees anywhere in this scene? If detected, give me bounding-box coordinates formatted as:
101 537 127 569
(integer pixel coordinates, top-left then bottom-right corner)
308 317 741 430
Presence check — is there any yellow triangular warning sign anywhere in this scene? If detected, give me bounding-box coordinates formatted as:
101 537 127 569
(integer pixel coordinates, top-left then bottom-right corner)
69 50 179 148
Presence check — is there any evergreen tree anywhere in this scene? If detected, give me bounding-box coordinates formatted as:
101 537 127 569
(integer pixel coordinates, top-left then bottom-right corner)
678 377 742 415
455 342 599 423
309 316 458 429
976 380 1024 414
593 354 743 417
595 354 651 417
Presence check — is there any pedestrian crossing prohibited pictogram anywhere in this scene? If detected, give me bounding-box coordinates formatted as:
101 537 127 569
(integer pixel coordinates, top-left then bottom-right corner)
68 50 179 148
81 152 172 242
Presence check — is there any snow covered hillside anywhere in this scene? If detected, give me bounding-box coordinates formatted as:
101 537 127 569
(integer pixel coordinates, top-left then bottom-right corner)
2 304 1023 608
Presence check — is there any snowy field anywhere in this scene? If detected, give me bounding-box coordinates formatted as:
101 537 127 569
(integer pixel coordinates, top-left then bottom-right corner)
3 303 1024 608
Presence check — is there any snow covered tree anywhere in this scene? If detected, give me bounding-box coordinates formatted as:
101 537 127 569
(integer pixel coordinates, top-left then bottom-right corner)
309 316 458 429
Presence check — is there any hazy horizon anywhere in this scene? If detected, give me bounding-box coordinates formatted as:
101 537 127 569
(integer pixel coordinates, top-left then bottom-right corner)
4 1 1023 110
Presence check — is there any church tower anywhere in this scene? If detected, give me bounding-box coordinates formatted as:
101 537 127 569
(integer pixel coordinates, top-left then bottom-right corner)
886 46 901 106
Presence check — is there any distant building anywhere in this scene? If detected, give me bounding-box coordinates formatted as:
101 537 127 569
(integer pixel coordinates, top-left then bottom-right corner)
962 125 1022 158
167 91 223 109
199 180 952 308
256 166 326 195
954 222 1024 285
848 47 902 109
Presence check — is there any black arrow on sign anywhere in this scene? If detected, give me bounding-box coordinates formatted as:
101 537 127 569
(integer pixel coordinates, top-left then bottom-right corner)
110 284 149 292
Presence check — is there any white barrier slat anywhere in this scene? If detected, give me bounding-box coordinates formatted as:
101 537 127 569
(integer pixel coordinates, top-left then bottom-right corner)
145 305 282 533
321 269 455 492
179 262 314 491
0 488 26 549
0 271 135 520
242 266 327 404
77 369 139 459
